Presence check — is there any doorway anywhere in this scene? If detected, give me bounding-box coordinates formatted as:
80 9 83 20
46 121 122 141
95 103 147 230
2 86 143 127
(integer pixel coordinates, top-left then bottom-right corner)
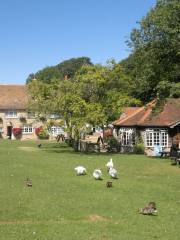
7 126 12 139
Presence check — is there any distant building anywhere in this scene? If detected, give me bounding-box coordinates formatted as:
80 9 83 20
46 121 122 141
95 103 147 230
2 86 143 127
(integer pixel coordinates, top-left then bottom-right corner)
0 85 64 140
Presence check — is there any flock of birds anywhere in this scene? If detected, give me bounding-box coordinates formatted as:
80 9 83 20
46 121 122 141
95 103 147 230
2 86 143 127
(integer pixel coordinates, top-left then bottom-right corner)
25 158 157 216
74 158 118 180
74 158 157 215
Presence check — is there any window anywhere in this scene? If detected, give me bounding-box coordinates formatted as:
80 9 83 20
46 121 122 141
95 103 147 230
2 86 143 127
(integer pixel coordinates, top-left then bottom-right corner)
161 131 168 147
5 110 17 118
154 131 160 146
51 126 64 136
22 125 33 134
119 128 135 146
145 129 168 147
146 131 153 147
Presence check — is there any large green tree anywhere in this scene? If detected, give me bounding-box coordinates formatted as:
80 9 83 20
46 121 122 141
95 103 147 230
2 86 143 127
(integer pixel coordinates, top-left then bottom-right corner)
122 0 180 102
27 62 140 139
74 62 140 122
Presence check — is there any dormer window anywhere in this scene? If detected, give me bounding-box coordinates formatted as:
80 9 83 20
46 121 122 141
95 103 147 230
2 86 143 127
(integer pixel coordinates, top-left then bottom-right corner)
5 110 17 118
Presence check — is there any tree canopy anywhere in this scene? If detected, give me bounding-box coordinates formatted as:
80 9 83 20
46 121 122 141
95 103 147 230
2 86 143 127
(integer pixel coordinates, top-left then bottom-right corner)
122 0 180 102
26 57 92 84
27 61 140 139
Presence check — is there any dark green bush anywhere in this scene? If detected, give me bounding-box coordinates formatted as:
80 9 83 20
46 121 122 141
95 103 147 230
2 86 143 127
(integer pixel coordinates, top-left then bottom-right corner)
38 129 49 140
104 136 119 152
133 143 145 154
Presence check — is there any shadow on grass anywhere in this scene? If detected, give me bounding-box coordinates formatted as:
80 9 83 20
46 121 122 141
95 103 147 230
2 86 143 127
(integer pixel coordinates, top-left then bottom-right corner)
44 144 70 149
39 142 136 157
44 148 119 156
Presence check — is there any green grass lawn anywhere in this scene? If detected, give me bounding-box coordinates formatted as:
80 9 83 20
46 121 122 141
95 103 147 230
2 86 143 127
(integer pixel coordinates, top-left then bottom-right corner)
0 140 179 240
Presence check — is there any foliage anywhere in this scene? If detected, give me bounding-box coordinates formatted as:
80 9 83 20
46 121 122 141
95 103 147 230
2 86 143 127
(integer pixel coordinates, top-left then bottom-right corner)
170 82 180 98
104 136 119 151
47 119 65 127
151 98 166 117
26 57 92 84
56 57 92 79
156 81 172 99
35 127 49 139
27 61 140 141
38 129 49 139
122 0 180 102
133 142 145 154
26 67 62 84
74 63 140 123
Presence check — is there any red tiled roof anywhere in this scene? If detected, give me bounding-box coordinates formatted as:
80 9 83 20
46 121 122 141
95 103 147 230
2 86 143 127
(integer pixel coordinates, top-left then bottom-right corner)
113 107 144 126
114 99 180 127
142 98 180 127
0 85 28 110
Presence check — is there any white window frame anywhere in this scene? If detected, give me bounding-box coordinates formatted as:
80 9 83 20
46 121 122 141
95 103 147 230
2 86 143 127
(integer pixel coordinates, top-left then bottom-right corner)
145 129 168 147
51 126 64 136
5 110 18 119
22 125 33 134
161 130 168 147
118 128 135 146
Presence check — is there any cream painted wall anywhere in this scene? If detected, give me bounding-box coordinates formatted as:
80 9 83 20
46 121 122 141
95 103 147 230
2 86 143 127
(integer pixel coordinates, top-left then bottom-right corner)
0 109 42 140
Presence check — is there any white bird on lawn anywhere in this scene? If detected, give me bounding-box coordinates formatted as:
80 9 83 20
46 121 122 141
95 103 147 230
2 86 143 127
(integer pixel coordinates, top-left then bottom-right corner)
109 166 118 179
74 166 87 175
93 169 103 180
106 158 113 171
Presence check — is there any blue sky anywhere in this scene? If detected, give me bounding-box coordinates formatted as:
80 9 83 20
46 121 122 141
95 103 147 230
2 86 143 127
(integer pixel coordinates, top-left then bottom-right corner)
0 0 156 84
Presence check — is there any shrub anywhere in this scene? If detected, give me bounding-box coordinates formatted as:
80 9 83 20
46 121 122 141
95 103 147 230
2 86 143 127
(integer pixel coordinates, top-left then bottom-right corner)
133 143 145 154
35 127 43 136
12 128 22 138
38 130 49 140
104 136 119 152
35 127 49 139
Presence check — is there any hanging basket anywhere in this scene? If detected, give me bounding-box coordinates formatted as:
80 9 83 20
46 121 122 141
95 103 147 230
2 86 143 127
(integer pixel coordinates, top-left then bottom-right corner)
19 116 27 123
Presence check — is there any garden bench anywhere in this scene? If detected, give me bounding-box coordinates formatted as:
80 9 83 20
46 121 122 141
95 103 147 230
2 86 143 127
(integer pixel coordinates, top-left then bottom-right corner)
160 150 170 158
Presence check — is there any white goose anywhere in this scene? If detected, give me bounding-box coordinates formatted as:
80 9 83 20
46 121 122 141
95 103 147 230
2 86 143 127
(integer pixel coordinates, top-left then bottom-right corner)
74 166 87 175
106 158 113 171
109 166 118 179
93 169 103 180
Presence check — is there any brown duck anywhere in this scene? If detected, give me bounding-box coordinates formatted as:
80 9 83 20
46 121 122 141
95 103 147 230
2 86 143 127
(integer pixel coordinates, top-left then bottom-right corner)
26 178 32 187
139 202 157 215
